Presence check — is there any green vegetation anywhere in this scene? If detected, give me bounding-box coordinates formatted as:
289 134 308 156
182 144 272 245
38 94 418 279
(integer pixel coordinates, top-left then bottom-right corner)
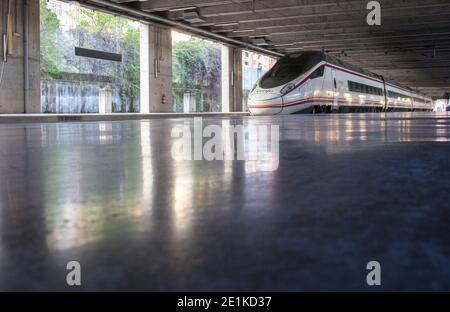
40 0 62 78
41 1 222 113
172 37 221 112
40 0 140 112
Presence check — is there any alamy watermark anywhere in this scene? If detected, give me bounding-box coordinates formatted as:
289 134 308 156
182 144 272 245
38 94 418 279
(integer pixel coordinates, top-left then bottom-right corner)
66 261 81 286
366 260 381 286
63 260 381 287
170 117 280 172
367 1 381 26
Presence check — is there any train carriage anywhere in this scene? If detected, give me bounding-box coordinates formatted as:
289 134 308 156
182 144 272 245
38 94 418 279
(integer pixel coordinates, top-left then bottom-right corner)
248 51 433 115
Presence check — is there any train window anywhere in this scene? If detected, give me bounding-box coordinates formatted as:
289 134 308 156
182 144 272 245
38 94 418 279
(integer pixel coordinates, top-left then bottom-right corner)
348 80 382 96
413 97 425 104
388 91 409 101
259 51 324 88
309 65 324 79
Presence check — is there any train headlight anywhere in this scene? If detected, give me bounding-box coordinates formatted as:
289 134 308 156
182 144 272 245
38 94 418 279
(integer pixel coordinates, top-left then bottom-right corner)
280 83 295 95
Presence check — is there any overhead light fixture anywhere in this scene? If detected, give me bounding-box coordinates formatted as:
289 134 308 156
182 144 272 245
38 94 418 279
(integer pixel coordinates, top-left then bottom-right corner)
183 11 205 23
232 29 254 33
251 37 268 46
248 34 269 38
274 43 294 47
169 6 197 12
214 22 239 27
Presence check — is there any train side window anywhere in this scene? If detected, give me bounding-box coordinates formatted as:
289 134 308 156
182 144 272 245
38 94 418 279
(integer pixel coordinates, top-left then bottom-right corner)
309 65 324 79
348 81 358 92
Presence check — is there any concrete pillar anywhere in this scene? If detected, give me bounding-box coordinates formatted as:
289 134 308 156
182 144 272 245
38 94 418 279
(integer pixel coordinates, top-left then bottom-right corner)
233 47 243 112
140 23 173 113
221 45 243 112
139 23 150 113
221 45 230 113
98 87 112 114
0 0 40 113
183 92 196 113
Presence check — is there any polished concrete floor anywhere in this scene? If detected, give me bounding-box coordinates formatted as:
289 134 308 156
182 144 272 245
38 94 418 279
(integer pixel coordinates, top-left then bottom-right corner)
1 112 450 291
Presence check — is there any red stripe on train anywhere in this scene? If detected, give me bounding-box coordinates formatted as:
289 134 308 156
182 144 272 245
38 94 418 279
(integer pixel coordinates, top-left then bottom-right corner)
248 97 384 109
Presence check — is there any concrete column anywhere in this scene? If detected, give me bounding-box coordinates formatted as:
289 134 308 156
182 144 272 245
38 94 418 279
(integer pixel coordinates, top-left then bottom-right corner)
183 92 196 113
98 87 112 114
140 23 173 113
0 0 40 113
139 23 150 113
221 45 230 113
233 47 243 112
221 45 243 112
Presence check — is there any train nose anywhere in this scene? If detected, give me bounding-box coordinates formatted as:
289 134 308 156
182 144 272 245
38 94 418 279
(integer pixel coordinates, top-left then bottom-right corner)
247 94 283 115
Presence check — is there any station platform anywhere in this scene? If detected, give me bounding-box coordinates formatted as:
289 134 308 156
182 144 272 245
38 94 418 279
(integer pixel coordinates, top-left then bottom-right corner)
1 112 450 291
0 112 249 123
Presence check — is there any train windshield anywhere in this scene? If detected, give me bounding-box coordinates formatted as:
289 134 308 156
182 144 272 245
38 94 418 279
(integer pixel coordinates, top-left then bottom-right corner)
259 52 324 89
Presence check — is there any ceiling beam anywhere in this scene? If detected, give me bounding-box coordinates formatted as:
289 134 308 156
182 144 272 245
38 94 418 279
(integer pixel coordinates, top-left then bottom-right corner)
189 3 450 27
133 0 253 12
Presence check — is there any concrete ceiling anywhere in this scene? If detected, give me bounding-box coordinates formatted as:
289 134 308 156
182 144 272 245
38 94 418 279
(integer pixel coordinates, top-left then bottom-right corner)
102 0 450 98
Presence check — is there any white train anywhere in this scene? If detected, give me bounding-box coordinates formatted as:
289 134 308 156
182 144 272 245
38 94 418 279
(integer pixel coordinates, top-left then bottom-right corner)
248 51 433 115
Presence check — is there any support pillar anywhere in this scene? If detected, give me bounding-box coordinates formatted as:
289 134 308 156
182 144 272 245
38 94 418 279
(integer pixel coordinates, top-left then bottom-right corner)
0 0 40 113
140 23 173 113
221 45 243 112
98 87 112 114
183 92 196 113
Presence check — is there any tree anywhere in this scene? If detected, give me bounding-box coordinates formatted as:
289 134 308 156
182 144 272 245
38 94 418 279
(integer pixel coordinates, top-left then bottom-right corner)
76 7 141 112
40 0 63 77
172 37 221 112
40 0 141 112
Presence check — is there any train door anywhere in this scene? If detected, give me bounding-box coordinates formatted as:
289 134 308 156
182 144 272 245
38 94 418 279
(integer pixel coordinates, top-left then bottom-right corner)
331 69 339 108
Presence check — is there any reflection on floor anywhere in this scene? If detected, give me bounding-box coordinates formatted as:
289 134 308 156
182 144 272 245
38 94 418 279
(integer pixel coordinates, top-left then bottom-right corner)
1 112 450 291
